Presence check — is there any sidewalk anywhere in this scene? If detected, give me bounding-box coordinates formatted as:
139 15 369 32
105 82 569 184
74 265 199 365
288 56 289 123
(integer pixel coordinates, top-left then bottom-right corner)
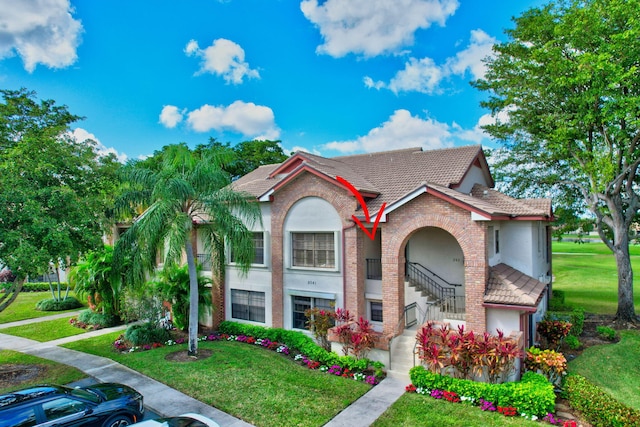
0 313 408 427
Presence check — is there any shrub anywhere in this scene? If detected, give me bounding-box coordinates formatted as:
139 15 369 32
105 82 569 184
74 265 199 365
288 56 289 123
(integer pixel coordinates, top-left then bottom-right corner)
77 309 119 328
564 334 582 350
524 347 567 385
596 325 618 341
124 322 172 346
570 308 585 336
304 306 335 351
415 322 521 383
537 320 572 350
409 366 555 417
549 289 572 311
564 374 640 427
35 297 83 311
218 321 379 374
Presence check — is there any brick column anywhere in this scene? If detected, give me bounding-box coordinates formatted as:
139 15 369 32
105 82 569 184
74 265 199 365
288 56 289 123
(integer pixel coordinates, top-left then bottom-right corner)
344 226 366 317
271 221 284 328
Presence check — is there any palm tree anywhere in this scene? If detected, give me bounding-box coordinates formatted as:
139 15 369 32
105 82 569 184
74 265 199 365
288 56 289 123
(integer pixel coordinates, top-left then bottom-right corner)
115 144 261 356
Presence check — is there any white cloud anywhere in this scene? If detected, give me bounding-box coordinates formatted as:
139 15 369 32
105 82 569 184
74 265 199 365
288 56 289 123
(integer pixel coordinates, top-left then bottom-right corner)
0 0 83 72
365 29 496 94
71 128 128 163
185 38 260 84
445 29 495 79
185 100 279 139
159 105 184 128
323 109 453 153
300 0 459 58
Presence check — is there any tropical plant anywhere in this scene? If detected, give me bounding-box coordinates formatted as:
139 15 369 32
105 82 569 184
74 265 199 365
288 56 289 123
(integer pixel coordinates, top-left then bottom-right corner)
304 306 335 351
68 245 123 320
152 264 211 330
114 144 261 355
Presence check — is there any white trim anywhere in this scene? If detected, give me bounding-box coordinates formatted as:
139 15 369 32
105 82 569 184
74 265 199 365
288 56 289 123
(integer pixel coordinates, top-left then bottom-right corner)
258 189 274 202
285 289 336 300
472 211 491 221
227 231 269 267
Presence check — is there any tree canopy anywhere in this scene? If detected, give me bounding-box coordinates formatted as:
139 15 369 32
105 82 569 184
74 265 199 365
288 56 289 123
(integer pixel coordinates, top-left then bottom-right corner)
115 144 261 355
0 88 119 311
474 0 640 321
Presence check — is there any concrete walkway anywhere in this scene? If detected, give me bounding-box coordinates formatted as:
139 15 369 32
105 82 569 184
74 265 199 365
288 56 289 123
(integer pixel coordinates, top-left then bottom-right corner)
0 313 409 426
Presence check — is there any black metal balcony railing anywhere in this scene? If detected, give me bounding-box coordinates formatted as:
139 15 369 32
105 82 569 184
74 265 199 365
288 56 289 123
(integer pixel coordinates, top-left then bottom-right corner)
197 253 212 271
366 258 382 280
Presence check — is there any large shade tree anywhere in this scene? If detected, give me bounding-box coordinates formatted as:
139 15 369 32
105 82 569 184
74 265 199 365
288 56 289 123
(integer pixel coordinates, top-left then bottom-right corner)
474 0 640 321
0 89 119 311
115 144 261 355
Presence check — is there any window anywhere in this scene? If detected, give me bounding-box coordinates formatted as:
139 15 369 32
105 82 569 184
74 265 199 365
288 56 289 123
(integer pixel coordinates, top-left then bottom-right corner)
495 229 500 254
3 407 37 427
292 296 334 329
42 397 86 421
230 232 265 265
292 233 335 268
231 289 265 323
370 301 383 322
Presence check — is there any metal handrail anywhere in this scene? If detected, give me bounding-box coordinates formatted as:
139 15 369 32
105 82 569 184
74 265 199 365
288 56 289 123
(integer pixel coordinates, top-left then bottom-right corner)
408 261 462 287
406 262 456 304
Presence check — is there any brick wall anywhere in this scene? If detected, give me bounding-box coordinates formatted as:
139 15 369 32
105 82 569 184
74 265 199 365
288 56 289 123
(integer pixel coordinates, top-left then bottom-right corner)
381 193 488 334
269 172 365 327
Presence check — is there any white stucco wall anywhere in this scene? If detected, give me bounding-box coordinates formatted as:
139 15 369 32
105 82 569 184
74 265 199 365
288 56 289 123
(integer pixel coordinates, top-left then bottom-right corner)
406 227 464 285
486 307 521 335
282 197 344 330
497 221 550 280
225 203 273 326
456 164 491 194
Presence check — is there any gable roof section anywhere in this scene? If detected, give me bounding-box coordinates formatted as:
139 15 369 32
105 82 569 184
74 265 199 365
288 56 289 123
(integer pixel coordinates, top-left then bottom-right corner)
230 145 551 221
484 263 548 309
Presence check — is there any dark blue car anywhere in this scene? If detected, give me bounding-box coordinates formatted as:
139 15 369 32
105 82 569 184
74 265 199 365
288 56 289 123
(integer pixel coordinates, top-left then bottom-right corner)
0 383 144 427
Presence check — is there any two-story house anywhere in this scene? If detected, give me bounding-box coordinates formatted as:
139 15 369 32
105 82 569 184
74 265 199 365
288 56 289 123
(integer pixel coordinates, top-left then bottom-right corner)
200 145 552 371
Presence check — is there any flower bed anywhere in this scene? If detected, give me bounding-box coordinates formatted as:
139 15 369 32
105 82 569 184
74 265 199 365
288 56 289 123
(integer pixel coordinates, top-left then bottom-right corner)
409 366 555 418
113 321 385 386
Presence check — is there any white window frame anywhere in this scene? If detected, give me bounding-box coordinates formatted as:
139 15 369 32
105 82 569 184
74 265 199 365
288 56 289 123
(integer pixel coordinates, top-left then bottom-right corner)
231 289 266 323
228 231 268 267
289 231 339 271
291 294 335 330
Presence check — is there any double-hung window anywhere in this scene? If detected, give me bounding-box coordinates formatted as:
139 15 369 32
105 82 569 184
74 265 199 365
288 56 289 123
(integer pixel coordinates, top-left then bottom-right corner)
292 232 335 268
230 232 265 265
292 296 334 329
231 289 265 323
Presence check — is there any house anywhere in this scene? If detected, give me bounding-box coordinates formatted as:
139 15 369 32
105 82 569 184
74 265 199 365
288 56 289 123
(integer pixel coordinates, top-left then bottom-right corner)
199 145 553 371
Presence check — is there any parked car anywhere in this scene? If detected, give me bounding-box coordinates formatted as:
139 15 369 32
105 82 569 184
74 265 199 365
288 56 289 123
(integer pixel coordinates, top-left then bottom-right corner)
132 413 219 427
0 382 144 427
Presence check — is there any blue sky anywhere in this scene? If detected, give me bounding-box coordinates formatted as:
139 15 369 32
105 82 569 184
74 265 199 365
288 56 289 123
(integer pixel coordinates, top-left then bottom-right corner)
0 0 544 162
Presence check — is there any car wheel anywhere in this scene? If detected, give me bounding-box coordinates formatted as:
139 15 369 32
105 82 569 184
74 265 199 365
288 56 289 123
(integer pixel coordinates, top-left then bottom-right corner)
103 414 132 427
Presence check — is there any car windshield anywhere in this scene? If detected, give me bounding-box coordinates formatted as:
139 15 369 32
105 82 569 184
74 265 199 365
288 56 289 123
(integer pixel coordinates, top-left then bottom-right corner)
69 388 101 404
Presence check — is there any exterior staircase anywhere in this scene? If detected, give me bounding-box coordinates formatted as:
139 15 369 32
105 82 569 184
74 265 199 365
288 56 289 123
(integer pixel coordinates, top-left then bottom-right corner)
406 262 465 321
387 327 419 381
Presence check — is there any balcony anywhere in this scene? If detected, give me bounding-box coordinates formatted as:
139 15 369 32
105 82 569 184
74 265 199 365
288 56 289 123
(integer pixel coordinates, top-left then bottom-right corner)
197 253 212 271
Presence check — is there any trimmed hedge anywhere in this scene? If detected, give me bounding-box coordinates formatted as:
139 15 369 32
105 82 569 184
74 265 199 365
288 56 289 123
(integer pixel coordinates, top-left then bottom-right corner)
218 321 373 372
35 297 83 311
1 282 65 292
125 322 172 346
564 374 640 427
409 366 555 417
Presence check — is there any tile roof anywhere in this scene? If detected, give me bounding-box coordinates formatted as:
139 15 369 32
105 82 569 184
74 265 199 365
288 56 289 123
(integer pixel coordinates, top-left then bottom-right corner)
230 145 551 220
484 263 548 307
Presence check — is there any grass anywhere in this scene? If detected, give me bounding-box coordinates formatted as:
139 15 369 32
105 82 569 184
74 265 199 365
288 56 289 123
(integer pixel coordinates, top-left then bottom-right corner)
0 316 88 341
371 392 541 427
0 350 87 394
552 241 640 313
0 291 84 324
63 332 371 427
568 330 640 411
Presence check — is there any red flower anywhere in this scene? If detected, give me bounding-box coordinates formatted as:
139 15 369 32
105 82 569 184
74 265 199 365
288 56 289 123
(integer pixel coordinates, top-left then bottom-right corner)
405 384 417 393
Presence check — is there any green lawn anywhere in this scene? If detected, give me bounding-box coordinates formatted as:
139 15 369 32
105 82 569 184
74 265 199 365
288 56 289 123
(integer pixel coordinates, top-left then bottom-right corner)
63 332 371 427
552 241 640 313
568 330 640 411
0 291 84 324
0 316 88 341
372 392 541 427
0 350 87 394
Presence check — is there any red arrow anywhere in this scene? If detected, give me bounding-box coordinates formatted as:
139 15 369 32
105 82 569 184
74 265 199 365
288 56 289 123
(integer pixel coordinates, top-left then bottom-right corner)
336 176 386 240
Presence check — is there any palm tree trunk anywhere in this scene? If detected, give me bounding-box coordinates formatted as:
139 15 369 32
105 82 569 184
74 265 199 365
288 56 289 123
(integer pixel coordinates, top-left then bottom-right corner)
185 239 200 356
